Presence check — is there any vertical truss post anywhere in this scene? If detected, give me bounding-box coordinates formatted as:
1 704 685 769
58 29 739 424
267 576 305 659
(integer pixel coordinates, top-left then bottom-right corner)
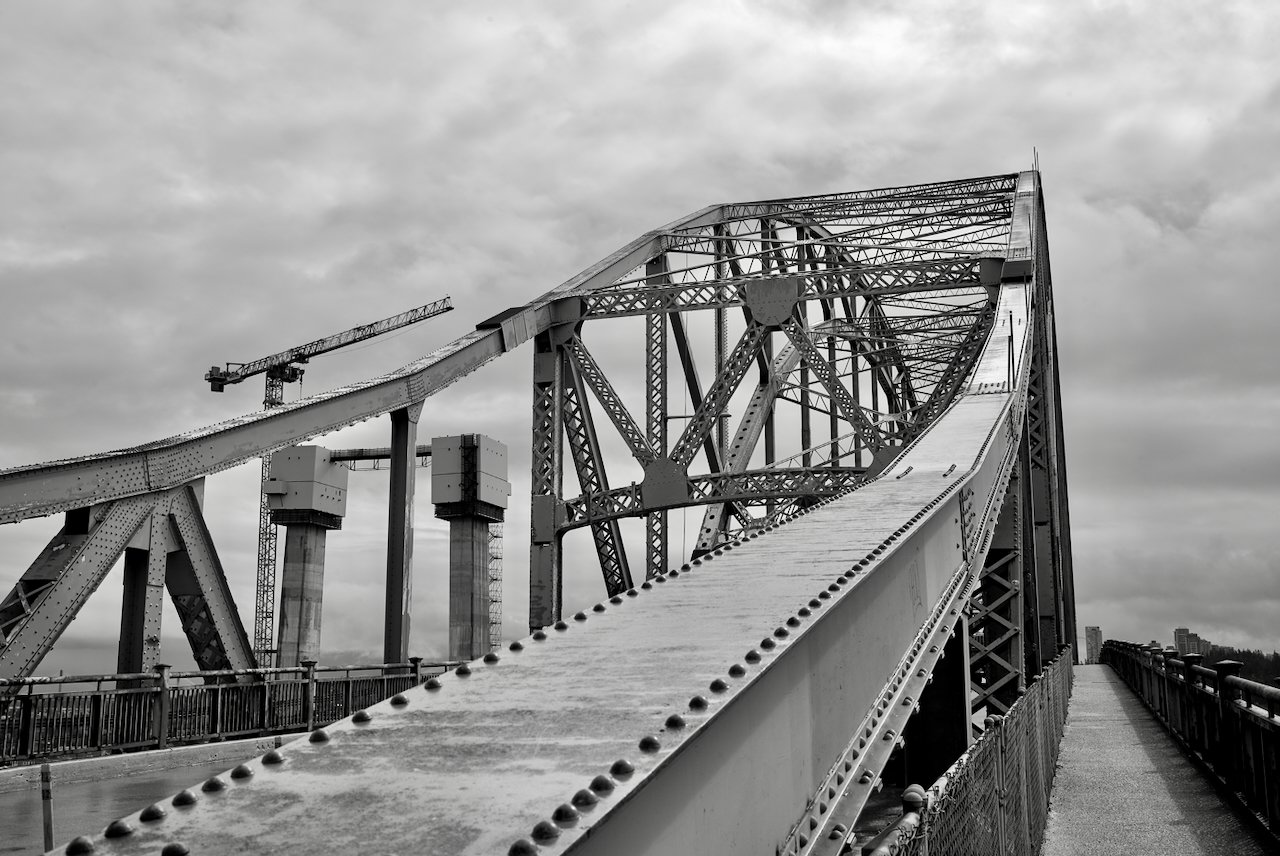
529 331 564 630
645 257 669 578
384 402 423 665
1017 424 1043 680
117 510 169 674
969 460 1026 728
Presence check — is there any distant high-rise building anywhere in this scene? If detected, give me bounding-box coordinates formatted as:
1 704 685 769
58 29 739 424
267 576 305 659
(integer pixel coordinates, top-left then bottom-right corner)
1187 632 1202 654
1085 626 1102 664
1174 627 1190 655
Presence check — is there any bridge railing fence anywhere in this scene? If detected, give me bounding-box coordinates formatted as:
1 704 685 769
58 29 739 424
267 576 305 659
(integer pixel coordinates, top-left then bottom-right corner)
1101 640 1280 838
865 647 1073 856
0 658 454 767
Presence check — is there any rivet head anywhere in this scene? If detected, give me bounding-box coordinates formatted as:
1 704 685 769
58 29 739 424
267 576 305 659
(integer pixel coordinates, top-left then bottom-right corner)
161 843 190 856
689 695 709 711
610 759 635 779
172 789 197 806
532 630 548 641
808 599 821 608
552 803 580 826
626 589 639 597
654 575 667 584
572 788 599 809
665 713 686 729
592 602 607 612
728 663 746 678
352 709 371 723
391 694 409 706
201 776 227 792
668 569 680 577
835 577 848 586
609 595 623 604
639 735 661 753
589 774 616 794
230 763 253 780
761 637 777 650
828 584 840 592
484 652 500 664
774 627 790 639
680 563 692 571
843 570 856 579
456 664 472 676
710 678 729 693
308 730 329 744
819 591 831 600
745 649 761 663
507 840 538 856
510 641 525 652
531 820 561 842
104 819 134 838
641 582 653 590
65 837 95 855
554 620 569 631
426 677 443 690
574 611 588 621
789 614 803 625
139 803 166 823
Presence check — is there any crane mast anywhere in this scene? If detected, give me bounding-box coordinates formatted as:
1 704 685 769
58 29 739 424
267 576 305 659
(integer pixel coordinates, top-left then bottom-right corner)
204 296 453 665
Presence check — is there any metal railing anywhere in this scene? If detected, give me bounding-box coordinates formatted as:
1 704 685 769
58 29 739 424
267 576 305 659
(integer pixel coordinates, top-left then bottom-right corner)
1101 640 1280 841
862 647 1074 855
0 658 456 767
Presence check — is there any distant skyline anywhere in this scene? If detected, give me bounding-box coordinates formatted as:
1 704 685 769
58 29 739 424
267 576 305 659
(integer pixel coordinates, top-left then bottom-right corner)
2 2 1278 676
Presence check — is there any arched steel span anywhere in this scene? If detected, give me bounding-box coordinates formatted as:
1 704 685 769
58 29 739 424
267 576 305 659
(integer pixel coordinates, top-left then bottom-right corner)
6 171 1074 856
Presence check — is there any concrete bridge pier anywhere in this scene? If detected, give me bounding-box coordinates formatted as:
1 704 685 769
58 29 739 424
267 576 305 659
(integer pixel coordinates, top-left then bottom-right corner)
264 447 348 668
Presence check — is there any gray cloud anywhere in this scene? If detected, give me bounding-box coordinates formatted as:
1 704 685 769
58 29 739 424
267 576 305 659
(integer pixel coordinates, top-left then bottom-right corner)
2 0 1278 677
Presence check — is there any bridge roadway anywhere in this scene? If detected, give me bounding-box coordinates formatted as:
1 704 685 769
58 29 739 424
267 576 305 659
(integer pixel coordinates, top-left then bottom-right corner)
1041 665 1273 855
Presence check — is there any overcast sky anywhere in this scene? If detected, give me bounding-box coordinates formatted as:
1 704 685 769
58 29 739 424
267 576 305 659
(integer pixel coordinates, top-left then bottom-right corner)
2 1 1278 677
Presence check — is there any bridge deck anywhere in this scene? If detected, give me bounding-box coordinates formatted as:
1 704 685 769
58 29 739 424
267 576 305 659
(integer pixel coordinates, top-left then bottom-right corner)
1042 665 1272 855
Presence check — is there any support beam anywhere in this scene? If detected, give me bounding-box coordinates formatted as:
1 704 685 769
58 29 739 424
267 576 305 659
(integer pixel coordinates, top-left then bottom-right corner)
274 521 331 667
385 404 422 664
529 332 564 630
116 511 169 674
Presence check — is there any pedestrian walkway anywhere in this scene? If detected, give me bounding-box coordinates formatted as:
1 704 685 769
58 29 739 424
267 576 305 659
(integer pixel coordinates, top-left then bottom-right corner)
1041 665 1274 855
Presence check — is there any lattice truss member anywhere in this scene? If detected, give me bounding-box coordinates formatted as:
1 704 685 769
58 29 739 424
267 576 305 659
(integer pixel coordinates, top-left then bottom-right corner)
529 174 1016 614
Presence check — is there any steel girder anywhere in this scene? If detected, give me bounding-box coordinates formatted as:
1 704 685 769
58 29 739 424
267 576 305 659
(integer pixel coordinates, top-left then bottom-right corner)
0 482 255 686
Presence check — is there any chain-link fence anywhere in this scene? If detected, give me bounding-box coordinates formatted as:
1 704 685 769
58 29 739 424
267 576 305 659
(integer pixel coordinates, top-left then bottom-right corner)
869 647 1073 856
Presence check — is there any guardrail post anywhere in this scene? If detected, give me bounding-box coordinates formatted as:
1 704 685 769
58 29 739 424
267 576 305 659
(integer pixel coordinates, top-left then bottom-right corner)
41 762 54 851
410 656 424 684
208 682 222 741
302 660 317 732
260 671 272 732
89 692 104 749
343 670 354 718
1181 653 1203 750
1212 660 1243 788
153 663 171 750
17 693 36 761
988 714 1008 855
1160 649 1178 729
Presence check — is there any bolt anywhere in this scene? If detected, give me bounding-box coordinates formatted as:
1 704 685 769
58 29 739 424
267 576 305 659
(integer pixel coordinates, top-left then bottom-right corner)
139 804 166 823
554 620 569 631
745 649 761 663
729 664 746 678
828 584 840 592
391 694 409 706
761 637 777 650
230 764 253 780
626 589 639 597
508 840 537 856
681 563 692 571
572 788 599 809
787 616 801 627
609 595 623 604
65 837 95 855
774 627 790 639
808 599 821 609
710 678 729 693
641 581 653 590
552 803 580 826
669 569 680 577
531 820 561 843
689 695 709 711
201 776 227 792
104 820 134 839
818 591 831 600
639 735 661 753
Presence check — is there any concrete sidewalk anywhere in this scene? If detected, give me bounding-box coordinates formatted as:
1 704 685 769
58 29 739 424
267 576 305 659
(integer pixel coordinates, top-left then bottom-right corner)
1041 665 1273 855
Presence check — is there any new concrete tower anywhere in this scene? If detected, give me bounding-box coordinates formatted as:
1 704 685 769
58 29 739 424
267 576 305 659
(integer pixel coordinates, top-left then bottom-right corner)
432 435 509 661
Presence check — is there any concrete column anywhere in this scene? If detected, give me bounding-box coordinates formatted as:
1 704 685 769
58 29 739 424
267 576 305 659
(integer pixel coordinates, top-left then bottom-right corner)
275 523 329 667
385 404 422 664
448 517 491 661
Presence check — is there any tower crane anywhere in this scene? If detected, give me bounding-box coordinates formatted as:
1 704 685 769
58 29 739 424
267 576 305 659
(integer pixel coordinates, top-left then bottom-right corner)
204 296 454 665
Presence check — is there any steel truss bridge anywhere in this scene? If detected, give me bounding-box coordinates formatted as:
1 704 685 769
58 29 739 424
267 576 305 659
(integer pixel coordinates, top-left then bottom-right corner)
0 170 1075 855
